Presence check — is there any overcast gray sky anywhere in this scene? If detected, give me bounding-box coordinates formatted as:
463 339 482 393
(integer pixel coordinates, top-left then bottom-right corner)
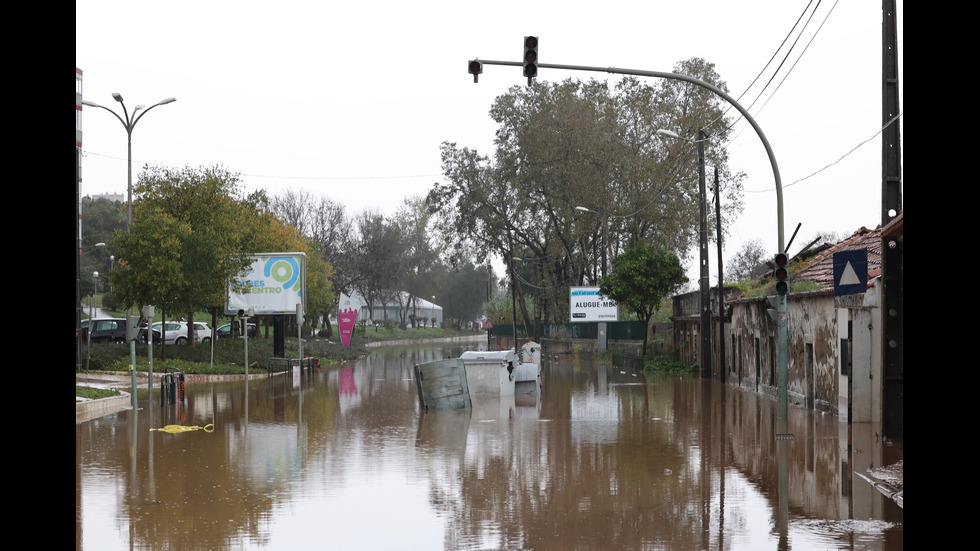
76 0 902 282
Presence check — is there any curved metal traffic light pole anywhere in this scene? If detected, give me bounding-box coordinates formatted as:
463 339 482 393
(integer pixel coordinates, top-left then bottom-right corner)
471 59 789 422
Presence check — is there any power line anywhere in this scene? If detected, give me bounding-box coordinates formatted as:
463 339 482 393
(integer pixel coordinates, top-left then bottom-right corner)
744 112 903 193
746 0 842 121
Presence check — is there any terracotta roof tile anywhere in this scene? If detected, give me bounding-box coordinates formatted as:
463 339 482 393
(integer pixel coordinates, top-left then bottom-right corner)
792 226 882 288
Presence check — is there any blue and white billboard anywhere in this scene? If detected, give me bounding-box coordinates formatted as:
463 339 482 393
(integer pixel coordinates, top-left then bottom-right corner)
569 286 619 322
226 253 306 315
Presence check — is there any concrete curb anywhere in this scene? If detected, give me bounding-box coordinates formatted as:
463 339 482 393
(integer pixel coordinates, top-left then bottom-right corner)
76 392 132 424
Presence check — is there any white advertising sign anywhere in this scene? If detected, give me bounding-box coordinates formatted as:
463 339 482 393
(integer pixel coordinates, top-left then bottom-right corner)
226 253 306 315
569 286 619 322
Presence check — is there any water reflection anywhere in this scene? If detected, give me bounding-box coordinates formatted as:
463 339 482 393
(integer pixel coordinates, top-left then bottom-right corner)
76 344 902 550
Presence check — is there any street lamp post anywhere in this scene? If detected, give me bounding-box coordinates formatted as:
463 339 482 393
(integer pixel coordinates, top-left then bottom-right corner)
83 93 175 375
82 94 176 230
655 129 712 378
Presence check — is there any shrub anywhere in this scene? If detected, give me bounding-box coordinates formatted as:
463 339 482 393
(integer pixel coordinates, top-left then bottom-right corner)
644 356 698 374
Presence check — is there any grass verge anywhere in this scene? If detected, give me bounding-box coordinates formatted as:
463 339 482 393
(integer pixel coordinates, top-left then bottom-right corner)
76 387 121 399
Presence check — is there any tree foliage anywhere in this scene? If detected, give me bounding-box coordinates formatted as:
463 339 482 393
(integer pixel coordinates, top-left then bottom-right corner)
269 189 356 335
111 170 337 341
79 196 125 295
441 262 490 329
248 190 336 331
350 210 406 322
111 206 190 315
393 197 441 327
429 59 744 324
599 240 687 356
112 166 254 321
111 167 294 342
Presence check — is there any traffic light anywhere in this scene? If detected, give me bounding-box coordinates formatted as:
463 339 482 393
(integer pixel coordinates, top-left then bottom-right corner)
468 59 483 83
523 36 538 79
774 253 790 295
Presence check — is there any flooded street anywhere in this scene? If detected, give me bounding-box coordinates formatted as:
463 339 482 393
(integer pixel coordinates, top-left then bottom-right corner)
76 343 903 550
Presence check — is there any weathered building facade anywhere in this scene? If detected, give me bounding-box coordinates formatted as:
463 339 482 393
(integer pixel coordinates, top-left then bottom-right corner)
726 285 877 416
675 227 887 423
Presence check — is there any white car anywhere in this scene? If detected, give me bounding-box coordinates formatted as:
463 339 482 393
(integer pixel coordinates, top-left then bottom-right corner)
151 321 212 345
194 322 214 343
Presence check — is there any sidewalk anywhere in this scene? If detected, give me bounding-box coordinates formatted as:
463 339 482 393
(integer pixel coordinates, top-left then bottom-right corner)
862 460 904 509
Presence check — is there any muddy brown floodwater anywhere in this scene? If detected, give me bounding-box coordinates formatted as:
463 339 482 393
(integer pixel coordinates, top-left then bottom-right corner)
76 343 903 550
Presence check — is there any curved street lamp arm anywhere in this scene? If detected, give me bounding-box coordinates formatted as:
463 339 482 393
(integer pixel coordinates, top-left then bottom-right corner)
131 98 176 132
81 101 130 133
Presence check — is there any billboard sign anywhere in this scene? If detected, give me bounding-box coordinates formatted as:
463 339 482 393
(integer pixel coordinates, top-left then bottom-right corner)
569 286 619 322
226 253 306 315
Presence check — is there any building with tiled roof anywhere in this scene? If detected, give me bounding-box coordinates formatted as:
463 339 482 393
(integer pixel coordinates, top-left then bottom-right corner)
792 226 882 290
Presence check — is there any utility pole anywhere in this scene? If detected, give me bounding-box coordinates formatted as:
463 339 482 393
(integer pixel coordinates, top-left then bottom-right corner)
881 0 903 437
714 167 726 382
697 130 712 378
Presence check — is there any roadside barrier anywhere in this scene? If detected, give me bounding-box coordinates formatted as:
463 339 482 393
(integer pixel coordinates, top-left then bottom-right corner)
160 368 186 407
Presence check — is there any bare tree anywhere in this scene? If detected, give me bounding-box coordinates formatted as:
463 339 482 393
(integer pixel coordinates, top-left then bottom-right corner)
727 239 768 282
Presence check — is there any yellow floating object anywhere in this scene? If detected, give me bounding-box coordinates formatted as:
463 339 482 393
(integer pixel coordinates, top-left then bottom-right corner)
150 424 215 434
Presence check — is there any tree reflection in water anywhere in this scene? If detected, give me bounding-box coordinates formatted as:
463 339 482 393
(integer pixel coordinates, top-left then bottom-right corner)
76 343 902 550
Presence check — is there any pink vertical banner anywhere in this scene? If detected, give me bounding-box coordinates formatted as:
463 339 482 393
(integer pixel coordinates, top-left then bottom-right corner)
338 293 358 347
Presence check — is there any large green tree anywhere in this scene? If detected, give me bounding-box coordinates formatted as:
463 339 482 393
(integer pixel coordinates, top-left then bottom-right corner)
111 165 255 342
599 240 687 356
429 58 744 325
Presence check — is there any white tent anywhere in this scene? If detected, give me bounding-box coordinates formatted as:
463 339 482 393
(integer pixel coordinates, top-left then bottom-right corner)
343 291 443 327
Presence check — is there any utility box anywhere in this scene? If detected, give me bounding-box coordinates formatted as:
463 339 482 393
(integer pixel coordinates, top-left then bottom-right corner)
513 342 542 394
459 350 518 396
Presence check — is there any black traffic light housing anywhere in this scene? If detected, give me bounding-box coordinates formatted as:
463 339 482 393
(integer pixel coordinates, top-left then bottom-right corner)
774 253 790 295
523 36 538 79
468 59 483 83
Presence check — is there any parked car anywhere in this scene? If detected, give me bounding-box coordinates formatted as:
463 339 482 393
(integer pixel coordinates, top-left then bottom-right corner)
195 322 214 343
136 325 162 344
151 321 211 345
136 319 162 344
216 322 258 339
78 317 128 343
